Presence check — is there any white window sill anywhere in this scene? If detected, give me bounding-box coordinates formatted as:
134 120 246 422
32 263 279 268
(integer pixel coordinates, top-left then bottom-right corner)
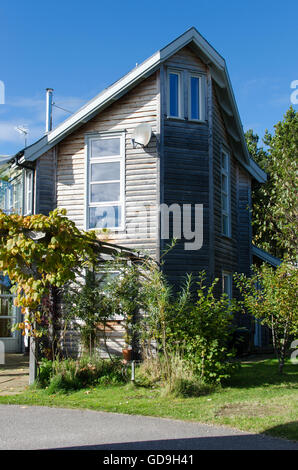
166 115 185 121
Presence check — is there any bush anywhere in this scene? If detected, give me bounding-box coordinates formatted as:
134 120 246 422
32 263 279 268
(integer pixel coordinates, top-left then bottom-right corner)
36 359 53 388
137 269 239 384
136 351 215 397
36 356 126 393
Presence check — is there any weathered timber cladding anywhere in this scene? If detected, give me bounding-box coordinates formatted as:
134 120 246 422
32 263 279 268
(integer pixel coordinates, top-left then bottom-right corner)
161 47 210 286
212 84 238 295
56 74 159 257
59 321 126 358
35 148 56 215
237 165 252 275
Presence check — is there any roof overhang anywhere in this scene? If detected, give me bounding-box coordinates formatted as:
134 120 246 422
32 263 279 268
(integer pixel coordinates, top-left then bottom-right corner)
9 27 266 182
252 245 281 268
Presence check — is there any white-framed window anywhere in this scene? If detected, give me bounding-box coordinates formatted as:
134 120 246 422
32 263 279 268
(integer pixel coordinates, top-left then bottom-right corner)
0 181 12 214
24 170 33 215
167 69 183 118
188 73 205 121
86 132 125 230
221 149 231 237
12 176 23 215
222 271 232 299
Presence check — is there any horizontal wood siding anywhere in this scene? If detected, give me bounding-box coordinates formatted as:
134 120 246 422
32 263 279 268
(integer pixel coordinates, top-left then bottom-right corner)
237 165 252 275
59 321 126 358
56 74 159 257
212 85 238 296
162 47 209 286
35 148 56 215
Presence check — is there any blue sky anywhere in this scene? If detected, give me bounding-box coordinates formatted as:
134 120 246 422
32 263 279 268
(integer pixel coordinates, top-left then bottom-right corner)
0 0 297 155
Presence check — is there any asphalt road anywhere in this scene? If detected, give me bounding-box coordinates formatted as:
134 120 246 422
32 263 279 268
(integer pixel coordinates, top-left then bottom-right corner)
0 405 297 450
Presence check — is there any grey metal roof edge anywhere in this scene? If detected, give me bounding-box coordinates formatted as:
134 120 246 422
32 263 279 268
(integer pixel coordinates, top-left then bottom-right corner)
241 157 267 183
252 245 282 267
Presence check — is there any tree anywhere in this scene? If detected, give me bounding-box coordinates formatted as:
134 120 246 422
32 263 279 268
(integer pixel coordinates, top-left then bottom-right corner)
0 208 137 351
235 263 298 374
245 128 268 170
245 107 298 261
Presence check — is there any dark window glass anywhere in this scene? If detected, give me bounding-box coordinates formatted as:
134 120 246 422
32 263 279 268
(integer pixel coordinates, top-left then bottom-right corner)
190 76 200 120
169 73 179 117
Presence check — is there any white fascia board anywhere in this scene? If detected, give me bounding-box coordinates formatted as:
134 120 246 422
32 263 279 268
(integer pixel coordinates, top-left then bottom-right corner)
23 51 161 162
24 28 227 163
48 53 161 142
160 27 225 70
22 27 249 170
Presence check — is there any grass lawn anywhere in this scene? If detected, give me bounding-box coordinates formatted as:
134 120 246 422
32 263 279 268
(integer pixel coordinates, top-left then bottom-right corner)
0 358 297 441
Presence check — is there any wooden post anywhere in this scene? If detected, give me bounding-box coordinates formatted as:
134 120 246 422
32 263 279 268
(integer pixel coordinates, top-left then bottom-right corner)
29 335 37 385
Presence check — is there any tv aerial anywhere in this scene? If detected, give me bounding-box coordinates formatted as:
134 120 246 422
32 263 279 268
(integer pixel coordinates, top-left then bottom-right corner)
15 126 29 147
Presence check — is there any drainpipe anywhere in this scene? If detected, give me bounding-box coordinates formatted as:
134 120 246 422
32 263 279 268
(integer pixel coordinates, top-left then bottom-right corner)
45 88 54 133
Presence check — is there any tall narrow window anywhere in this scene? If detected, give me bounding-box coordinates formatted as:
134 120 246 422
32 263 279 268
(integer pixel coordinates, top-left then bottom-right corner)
87 133 125 230
221 150 231 236
189 74 205 121
24 170 33 215
222 271 232 299
168 71 182 118
12 177 23 215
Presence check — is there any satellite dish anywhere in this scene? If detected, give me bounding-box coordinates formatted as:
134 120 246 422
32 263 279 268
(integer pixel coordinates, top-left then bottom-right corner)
132 123 152 148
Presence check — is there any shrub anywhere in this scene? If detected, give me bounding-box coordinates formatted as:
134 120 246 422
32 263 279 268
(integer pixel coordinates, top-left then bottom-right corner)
36 356 126 393
36 358 53 388
137 351 215 397
136 269 239 384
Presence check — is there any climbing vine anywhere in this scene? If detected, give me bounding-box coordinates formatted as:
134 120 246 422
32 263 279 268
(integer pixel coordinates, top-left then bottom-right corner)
0 208 136 337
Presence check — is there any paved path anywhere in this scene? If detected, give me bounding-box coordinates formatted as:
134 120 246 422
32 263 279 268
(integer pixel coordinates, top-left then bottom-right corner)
0 405 297 450
0 355 29 396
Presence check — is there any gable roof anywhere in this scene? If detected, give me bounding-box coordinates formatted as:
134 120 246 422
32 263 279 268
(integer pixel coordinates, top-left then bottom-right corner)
4 27 266 183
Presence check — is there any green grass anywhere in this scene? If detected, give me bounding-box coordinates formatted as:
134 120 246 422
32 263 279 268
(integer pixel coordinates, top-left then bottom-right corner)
0 358 297 441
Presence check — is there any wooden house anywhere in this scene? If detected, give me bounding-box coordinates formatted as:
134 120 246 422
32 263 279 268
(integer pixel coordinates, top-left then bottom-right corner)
0 28 272 355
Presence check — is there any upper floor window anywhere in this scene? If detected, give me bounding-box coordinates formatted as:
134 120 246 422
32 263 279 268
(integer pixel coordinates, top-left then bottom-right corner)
167 70 182 118
86 132 125 230
167 69 206 121
189 74 205 121
221 150 231 237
